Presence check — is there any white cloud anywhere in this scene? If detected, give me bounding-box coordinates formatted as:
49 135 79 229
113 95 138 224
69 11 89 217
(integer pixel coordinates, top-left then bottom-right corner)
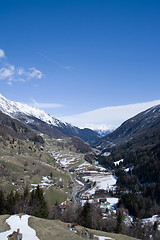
0 65 15 80
17 67 25 76
59 100 160 130
30 99 64 109
0 49 43 85
0 49 5 58
28 67 43 79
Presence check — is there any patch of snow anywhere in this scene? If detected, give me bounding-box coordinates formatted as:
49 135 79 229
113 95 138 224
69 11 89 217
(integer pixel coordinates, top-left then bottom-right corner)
102 152 111 157
142 215 160 226
94 235 115 240
31 176 54 190
114 159 123 166
0 215 40 240
107 197 119 208
75 179 84 186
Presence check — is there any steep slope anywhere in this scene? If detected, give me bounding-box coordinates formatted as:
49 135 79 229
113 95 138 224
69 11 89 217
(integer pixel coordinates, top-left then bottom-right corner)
0 214 141 240
99 104 160 148
0 110 43 143
98 105 160 184
0 94 100 145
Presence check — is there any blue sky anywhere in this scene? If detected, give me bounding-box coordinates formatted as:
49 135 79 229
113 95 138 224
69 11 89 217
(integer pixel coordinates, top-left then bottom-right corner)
0 0 160 123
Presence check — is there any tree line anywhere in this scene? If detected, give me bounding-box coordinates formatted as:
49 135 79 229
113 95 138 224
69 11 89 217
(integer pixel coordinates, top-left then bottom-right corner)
0 186 48 218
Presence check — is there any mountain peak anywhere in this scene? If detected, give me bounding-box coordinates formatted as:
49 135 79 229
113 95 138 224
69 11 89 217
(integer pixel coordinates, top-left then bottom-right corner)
0 93 63 127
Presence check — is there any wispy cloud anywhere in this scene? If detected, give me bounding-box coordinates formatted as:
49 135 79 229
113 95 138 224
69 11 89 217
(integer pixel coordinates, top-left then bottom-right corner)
59 100 160 130
0 49 5 58
30 98 64 109
0 49 43 85
0 65 15 80
37 52 71 70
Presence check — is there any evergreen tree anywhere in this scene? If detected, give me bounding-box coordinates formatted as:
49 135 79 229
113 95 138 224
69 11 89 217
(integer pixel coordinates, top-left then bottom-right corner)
79 201 92 228
115 211 123 233
0 189 6 214
6 191 15 214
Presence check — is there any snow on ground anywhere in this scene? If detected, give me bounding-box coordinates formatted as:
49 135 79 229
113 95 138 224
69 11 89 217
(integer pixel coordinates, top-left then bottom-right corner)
94 161 107 172
51 150 83 168
94 235 115 240
114 159 123 166
102 152 111 157
75 179 84 186
83 174 117 196
81 199 95 206
31 176 54 190
0 215 39 240
75 162 92 171
142 215 160 229
59 157 77 167
106 197 119 209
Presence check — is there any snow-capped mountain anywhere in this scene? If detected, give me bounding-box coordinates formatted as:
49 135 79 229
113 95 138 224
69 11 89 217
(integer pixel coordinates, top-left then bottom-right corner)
0 94 100 144
0 93 64 127
94 129 115 137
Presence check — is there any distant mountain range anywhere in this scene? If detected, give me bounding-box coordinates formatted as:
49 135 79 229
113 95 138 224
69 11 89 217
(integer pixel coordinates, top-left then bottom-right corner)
0 94 100 145
94 129 113 137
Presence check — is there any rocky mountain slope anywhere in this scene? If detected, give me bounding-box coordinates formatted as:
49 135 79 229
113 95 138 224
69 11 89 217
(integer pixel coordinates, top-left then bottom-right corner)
0 94 100 145
0 110 43 143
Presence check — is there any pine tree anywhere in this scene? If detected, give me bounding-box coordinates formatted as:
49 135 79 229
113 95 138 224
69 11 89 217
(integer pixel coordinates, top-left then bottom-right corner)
6 191 15 214
30 185 48 218
0 189 6 214
79 201 92 228
115 211 123 233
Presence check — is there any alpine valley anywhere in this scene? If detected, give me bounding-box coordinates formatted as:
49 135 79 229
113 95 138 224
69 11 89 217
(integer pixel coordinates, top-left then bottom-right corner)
0 94 160 240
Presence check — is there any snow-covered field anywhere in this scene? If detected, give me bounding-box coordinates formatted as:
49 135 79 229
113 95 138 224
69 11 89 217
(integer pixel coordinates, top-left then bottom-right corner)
0 215 39 240
83 174 117 196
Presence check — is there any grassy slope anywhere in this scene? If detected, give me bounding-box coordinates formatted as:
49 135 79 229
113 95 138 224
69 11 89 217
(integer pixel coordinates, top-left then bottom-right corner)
0 214 141 240
0 215 10 232
0 137 72 205
29 216 141 240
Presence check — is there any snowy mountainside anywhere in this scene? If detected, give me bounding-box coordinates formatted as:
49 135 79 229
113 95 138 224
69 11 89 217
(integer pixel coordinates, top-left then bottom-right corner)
94 129 114 136
0 94 100 144
0 94 64 127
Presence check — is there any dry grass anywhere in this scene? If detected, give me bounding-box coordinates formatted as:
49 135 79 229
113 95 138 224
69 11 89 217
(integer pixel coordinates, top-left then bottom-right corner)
29 216 141 240
0 214 141 240
0 215 10 232
29 217 83 240
89 228 141 240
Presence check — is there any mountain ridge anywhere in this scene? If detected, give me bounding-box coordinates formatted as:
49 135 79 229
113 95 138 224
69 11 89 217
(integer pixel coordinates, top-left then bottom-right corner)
0 94 100 145
99 104 160 148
